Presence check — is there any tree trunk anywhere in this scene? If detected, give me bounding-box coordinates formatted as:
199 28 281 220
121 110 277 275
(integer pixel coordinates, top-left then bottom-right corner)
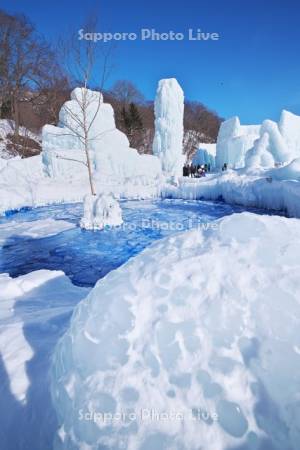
13 95 20 136
85 144 96 196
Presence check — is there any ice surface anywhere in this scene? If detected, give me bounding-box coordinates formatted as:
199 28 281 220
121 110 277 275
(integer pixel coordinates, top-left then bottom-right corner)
153 78 185 178
51 213 300 450
0 218 75 244
0 199 249 287
80 194 123 230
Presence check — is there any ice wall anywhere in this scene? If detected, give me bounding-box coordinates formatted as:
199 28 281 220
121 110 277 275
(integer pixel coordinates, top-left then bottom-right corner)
216 117 260 169
153 78 185 178
192 143 216 168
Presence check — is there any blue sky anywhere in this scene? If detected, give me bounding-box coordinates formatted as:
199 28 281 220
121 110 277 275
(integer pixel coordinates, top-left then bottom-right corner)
3 0 300 123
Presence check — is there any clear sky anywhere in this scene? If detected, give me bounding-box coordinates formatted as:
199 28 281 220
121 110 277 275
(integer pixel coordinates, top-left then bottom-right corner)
3 0 300 123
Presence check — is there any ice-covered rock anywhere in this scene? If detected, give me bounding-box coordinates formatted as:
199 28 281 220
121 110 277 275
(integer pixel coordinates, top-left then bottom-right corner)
192 143 216 168
80 194 123 231
153 78 185 178
51 213 300 450
216 117 260 169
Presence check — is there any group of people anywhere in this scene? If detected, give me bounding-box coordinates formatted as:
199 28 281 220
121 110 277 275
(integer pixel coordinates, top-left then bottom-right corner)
183 163 211 178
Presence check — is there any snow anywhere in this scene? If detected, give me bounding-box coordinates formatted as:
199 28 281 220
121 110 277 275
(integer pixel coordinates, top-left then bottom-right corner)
192 143 216 168
80 194 123 230
0 269 89 450
153 78 185 178
51 212 300 450
267 157 300 181
0 119 40 159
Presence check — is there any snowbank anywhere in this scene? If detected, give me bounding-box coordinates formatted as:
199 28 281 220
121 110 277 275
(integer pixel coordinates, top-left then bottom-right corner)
0 269 89 450
51 213 300 450
80 194 123 230
153 78 185 178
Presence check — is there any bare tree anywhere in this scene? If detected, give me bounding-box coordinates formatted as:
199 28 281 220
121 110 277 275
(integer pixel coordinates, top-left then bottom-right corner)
55 17 115 195
0 9 60 136
109 80 145 108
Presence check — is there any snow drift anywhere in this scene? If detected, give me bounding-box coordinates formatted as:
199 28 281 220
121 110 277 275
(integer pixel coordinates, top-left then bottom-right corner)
153 78 185 178
51 212 300 450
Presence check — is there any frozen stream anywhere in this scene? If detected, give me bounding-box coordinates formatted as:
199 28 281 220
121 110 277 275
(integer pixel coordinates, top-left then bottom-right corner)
0 199 268 287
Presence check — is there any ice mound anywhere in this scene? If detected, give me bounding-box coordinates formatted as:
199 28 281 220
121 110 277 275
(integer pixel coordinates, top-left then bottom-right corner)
153 78 185 178
51 213 300 450
42 87 162 186
80 194 123 230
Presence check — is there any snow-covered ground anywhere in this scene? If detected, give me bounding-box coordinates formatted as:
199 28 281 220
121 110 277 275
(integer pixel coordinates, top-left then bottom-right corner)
0 119 41 159
51 212 300 450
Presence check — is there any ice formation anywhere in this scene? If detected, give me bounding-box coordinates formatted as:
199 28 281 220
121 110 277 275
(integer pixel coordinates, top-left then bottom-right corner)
51 213 300 450
42 87 162 185
80 194 123 230
279 110 300 158
217 110 300 170
244 133 275 169
216 116 260 169
192 143 216 168
153 78 185 178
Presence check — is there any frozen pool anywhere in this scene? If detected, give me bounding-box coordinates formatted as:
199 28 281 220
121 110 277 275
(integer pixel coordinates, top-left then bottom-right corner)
0 199 272 287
